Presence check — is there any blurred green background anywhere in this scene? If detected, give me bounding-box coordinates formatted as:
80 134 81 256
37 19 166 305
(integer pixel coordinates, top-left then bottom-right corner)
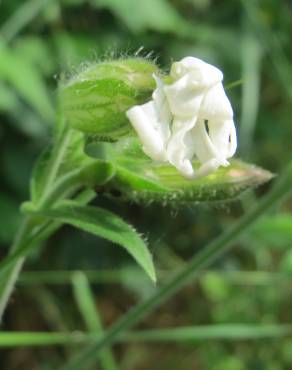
1 0 292 369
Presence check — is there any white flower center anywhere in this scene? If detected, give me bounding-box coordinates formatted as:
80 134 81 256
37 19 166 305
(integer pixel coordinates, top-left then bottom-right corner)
126 57 237 179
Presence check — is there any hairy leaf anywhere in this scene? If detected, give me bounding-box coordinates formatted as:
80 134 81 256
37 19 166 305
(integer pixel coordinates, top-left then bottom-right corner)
37 203 156 282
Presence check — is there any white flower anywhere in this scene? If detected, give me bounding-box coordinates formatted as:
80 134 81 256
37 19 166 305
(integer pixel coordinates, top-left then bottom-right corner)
126 57 237 179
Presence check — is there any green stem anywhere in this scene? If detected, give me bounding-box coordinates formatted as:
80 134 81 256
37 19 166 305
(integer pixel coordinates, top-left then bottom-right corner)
37 170 82 211
60 161 292 370
38 129 73 206
1 324 292 347
0 218 33 321
0 128 74 323
72 272 119 370
0 190 96 281
18 269 292 287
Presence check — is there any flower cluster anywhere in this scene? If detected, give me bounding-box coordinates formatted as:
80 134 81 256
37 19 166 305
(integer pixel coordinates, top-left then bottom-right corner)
126 57 237 179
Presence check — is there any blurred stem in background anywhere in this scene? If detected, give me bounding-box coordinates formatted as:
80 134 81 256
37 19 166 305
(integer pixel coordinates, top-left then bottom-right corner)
242 0 292 101
18 269 292 287
0 0 52 44
72 272 119 370
239 30 262 155
1 324 292 347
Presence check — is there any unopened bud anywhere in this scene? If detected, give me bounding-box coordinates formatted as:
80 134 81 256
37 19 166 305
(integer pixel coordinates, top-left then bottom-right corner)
61 58 160 141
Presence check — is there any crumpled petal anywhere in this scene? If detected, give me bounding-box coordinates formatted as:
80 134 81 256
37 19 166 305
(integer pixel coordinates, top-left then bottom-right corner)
199 83 233 121
166 116 198 177
190 119 229 166
126 102 167 161
126 74 172 161
152 74 172 142
163 75 205 117
226 119 237 158
126 56 237 179
208 119 237 159
170 57 223 87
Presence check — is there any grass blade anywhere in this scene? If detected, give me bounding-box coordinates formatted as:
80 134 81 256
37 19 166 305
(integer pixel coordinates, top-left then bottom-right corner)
72 272 118 370
1 324 292 347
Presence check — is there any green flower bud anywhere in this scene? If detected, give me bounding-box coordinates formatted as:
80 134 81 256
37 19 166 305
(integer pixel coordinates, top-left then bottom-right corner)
109 160 273 205
84 138 274 205
61 58 160 141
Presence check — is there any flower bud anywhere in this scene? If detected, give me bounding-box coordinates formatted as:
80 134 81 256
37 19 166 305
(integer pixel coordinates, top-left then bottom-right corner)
61 58 160 141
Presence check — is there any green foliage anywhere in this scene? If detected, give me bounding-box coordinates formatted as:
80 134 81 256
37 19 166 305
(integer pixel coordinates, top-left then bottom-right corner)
250 214 292 249
33 202 156 282
29 129 97 204
0 44 54 122
0 193 22 243
1 0 292 369
92 0 189 33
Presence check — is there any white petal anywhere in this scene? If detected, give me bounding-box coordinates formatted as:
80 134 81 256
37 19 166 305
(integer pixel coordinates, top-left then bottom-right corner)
152 74 172 142
199 83 233 121
226 119 237 158
170 57 223 87
127 56 237 180
163 74 205 117
126 103 167 161
166 116 198 177
189 119 229 166
207 119 236 159
190 158 222 179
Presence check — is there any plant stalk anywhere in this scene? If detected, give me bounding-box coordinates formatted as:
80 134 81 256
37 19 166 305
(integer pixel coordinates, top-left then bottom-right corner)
0 218 33 321
0 128 73 323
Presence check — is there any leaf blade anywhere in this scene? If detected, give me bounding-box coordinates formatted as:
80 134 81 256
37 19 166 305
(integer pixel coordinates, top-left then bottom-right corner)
40 203 156 282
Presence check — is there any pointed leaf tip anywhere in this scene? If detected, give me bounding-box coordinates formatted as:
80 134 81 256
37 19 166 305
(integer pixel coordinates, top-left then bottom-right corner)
35 203 156 282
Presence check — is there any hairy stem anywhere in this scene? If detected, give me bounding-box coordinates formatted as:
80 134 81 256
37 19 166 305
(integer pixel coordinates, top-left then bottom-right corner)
0 128 73 323
60 161 292 370
38 129 73 206
0 218 32 321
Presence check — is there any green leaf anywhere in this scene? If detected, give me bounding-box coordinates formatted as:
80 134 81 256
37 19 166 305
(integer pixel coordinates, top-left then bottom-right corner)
0 45 54 121
0 193 22 244
0 191 97 277
250 214 292 249
37 203 156 282
92 0 189 33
